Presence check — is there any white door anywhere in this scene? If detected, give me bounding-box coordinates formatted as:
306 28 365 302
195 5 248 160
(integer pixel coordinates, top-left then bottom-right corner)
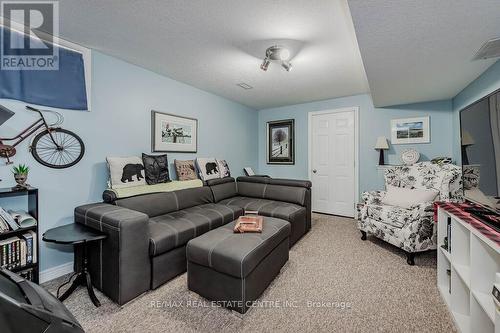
310 111 355 217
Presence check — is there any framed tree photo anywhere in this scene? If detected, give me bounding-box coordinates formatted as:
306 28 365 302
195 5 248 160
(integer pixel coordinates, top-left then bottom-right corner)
267 119 295 165
151 111 198 152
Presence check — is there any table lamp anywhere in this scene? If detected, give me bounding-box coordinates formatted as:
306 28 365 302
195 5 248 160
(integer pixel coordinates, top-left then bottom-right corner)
375 136 389 165
461 131 475 165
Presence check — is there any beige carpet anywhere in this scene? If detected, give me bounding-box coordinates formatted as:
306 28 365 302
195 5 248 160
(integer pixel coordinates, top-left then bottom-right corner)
44 214 456 332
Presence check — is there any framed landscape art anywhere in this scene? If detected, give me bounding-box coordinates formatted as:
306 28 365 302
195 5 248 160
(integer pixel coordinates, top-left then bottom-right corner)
390 116 430 144
151 111 198 152
267 119 295 164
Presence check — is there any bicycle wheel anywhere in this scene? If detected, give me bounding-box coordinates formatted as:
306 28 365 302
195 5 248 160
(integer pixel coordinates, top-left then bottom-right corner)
31 128 85 169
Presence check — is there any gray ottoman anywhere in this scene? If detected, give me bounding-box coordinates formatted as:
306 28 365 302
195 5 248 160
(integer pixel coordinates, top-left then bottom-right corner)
186 217 290 314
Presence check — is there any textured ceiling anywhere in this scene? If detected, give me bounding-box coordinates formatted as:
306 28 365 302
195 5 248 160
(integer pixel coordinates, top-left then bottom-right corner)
348 0 500 107
44 0 369 110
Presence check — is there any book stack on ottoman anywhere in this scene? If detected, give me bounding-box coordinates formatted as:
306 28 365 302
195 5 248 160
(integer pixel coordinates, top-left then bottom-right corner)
186 216 290 314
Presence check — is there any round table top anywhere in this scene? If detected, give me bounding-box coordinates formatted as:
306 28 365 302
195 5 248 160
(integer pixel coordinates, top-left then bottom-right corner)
42 223 107 245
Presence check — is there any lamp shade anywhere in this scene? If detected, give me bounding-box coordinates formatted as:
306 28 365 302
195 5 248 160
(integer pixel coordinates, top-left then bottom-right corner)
0 104 15 127
375 136 389 150
462 131 475 146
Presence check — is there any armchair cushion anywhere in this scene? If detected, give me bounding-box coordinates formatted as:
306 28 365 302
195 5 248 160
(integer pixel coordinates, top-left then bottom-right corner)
381 186 438 209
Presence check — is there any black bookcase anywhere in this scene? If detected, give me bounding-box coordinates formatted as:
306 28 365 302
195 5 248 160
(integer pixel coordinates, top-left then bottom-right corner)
0 187 39 283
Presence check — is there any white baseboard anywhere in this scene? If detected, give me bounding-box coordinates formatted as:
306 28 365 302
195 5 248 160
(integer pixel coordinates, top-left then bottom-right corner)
39 261 74 284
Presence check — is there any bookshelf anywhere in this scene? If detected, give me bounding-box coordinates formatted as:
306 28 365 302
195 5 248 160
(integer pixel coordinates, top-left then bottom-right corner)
437 206 500 333
0 187 39 283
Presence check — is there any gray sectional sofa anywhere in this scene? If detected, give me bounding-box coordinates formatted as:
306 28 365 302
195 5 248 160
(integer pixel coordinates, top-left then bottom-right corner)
75 176 311 305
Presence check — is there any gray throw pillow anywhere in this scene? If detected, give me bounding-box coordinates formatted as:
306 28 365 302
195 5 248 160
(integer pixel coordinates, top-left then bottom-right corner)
142 153 170 185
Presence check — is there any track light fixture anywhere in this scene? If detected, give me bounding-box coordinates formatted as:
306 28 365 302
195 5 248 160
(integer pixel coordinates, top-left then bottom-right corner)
260 45 292 72
281 60 292 72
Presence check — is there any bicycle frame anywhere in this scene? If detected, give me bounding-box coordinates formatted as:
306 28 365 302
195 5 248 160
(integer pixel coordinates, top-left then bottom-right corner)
0 108 58 148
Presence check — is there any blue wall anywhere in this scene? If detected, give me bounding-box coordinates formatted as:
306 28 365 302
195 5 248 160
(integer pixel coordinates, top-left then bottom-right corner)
452 60 500 161
257 94 454 193
0 51 258 273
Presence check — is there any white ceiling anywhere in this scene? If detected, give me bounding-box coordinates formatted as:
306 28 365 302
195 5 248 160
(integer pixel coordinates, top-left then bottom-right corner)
348 0 500 107
48 0 369 110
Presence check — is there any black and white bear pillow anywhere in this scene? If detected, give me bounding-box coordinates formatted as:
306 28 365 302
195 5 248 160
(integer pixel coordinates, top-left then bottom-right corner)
106 156 146 189
217 159 230 178
196 157 220 181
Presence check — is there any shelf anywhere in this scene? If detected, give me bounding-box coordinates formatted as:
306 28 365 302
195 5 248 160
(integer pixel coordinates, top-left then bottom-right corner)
453 264 471 288
0 187 38 198
452 311 470 333
0 225 38 239
8 262 37 273
0 187 39 283
471 290 495 322
440 246 451 262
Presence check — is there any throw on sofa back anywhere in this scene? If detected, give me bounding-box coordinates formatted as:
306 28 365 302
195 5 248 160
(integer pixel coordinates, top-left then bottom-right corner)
383 162 463 202
236 176 311 206
114 186 214 217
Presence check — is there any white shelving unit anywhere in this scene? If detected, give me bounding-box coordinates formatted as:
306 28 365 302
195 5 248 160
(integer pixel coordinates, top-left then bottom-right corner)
437 207 500 333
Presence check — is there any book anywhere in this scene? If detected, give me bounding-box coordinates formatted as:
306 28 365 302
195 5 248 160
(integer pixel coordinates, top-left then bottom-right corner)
234 215 263 233
8 210 37 228
0 237 18 269
0 207 18 231
0 216 9 232
28 230 37 263
21 232 33 264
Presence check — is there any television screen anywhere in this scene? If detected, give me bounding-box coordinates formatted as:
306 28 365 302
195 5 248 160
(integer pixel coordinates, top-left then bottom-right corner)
460 89 500 212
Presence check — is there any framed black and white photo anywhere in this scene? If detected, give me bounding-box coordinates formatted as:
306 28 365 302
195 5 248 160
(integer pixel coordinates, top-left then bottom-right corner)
267 119 295 164
390 116 430 144
152 111 198 152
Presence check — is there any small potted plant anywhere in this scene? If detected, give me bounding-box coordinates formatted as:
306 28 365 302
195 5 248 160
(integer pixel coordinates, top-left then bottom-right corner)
12 164 30 189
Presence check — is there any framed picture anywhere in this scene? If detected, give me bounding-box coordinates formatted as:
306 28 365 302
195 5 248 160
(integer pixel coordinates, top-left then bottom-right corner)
151 111 198 152
390 116 430 144
267 119 295 164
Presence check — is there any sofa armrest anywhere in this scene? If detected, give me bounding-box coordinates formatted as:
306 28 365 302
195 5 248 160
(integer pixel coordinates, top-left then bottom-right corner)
361 190 386 205
402 201 436 252
74 203 151 305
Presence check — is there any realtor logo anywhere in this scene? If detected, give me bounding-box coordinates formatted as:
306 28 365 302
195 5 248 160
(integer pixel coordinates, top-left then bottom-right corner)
1 1 59 70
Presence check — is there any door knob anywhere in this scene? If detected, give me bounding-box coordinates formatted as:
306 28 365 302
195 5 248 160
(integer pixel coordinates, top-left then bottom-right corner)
312 169 317 173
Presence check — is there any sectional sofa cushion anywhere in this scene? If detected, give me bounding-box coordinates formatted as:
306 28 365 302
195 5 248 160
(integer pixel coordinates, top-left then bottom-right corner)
148 203 243 256
206 177 237 202
234 177 308 205
219 197 304 220
114 186 213 218
219 196 307 246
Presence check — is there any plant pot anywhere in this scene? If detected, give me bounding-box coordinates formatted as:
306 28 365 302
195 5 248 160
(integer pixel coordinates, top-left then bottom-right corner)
14 173 28 187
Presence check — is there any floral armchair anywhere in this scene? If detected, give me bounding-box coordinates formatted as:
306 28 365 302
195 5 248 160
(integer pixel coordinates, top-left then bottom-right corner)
357 162 463 265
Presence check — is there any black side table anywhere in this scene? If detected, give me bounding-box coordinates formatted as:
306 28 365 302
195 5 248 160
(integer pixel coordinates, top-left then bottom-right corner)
43 223 107 307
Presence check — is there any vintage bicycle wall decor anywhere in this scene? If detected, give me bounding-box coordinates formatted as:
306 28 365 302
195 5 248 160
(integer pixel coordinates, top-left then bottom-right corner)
0 105 85 169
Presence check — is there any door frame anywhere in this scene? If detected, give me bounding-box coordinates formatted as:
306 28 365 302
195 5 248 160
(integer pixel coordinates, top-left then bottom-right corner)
307 107 360 215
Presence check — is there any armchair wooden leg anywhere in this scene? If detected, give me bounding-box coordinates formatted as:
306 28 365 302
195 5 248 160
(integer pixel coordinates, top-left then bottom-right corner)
360 231 367 241
406 252 415 266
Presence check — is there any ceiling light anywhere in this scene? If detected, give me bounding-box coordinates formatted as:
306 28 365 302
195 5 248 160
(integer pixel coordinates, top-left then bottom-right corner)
260 58 270 71
260 45 292 72
281 60 292 72
237 82 253 89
